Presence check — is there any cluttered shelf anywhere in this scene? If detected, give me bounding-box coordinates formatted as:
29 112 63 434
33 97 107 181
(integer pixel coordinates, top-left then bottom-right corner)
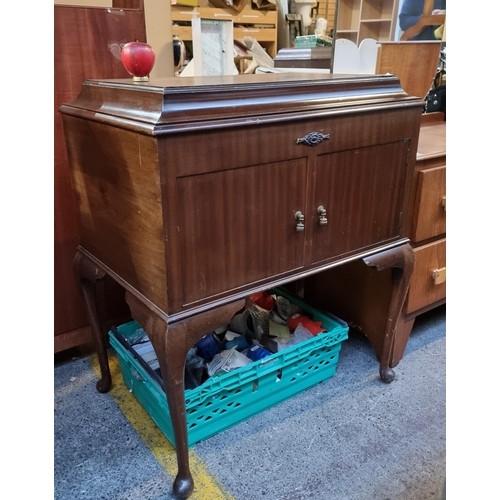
336 0 398 44
171 4 278 57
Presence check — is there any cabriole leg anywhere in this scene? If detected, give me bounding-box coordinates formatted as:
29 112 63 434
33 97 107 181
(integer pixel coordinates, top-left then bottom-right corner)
362 243 415 383
125 291 244 498
74 251 111 393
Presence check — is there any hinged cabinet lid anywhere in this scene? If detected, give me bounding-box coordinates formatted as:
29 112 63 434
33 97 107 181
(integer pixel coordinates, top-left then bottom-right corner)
59 73 423 135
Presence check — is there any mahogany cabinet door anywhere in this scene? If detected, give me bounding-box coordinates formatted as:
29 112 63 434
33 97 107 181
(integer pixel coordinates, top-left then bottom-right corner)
311 141 411 264
174 158 308 307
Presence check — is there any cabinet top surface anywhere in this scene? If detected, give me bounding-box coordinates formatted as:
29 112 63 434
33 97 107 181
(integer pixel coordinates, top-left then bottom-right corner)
417 115 446 160
59 73 423 134
83 71 396 89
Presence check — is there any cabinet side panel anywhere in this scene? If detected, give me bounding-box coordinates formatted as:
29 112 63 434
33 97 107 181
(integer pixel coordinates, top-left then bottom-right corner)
63 116 168 309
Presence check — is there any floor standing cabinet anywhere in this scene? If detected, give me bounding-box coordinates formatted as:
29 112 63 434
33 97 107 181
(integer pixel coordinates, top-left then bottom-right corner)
60 73 422 498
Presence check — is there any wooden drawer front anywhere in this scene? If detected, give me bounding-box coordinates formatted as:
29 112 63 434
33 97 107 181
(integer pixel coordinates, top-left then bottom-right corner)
165 108 417 178
412 165 446 243
405 239 446 313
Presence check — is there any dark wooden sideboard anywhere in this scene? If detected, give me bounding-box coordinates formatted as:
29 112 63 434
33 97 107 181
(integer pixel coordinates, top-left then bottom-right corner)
60 73 423 498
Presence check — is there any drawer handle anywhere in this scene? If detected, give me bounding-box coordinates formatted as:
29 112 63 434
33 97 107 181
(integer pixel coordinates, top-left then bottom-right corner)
317 205 328 226
432 267 446 285
441 196 446 212
297 131 330 146
294 210 305 231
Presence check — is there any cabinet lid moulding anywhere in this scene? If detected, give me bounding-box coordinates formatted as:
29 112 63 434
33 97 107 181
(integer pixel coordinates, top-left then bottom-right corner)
60 73 422 134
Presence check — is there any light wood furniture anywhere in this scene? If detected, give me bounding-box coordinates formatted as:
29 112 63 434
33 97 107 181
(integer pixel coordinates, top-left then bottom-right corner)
60 73 422 497
400 111 445 327
376 40 442 100
171 5 278 57
273 40 442 100
336 0 398 44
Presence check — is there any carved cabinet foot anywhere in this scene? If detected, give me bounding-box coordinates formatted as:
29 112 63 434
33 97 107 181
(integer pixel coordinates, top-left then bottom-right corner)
362 243 415 382
173 474 195 499
379 367 396 383
74 251 112 393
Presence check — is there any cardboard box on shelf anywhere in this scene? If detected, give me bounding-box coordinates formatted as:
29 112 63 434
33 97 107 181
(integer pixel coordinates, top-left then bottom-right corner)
208 0 249 13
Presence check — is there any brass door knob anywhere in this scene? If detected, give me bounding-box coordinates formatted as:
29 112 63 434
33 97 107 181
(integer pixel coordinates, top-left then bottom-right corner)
317 205 328 226
294 211 305 231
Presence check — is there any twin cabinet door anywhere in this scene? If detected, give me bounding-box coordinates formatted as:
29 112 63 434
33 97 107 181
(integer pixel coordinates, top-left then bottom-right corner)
174 140 410 308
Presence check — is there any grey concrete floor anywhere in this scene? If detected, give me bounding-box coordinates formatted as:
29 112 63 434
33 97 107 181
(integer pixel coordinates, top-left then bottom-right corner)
54 305 445 500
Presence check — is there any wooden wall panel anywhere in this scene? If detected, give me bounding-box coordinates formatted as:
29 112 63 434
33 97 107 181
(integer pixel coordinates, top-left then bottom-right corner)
54 4 146 352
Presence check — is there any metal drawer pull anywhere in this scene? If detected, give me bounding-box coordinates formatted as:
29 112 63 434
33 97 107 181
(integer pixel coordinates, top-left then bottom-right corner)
294 211 305 231
441 196 446 211
297 131 330 146
317 205 328 226
432 267 446 285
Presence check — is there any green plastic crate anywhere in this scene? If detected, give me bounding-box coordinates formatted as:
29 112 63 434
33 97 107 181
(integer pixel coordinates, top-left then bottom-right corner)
294 34 333 48
109 289 349 448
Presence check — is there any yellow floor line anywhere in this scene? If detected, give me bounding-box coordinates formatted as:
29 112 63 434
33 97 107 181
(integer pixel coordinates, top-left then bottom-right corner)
91 353 234 500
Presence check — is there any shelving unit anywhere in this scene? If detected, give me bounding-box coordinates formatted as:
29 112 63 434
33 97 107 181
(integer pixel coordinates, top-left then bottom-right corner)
171 5 278 57
337 0 397 44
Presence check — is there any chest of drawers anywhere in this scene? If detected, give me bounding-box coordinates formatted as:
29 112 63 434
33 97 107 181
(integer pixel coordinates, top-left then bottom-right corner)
402 112 446 328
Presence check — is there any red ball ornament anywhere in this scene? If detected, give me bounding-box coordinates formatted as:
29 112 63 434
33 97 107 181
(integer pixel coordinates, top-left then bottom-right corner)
120 41 155 81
